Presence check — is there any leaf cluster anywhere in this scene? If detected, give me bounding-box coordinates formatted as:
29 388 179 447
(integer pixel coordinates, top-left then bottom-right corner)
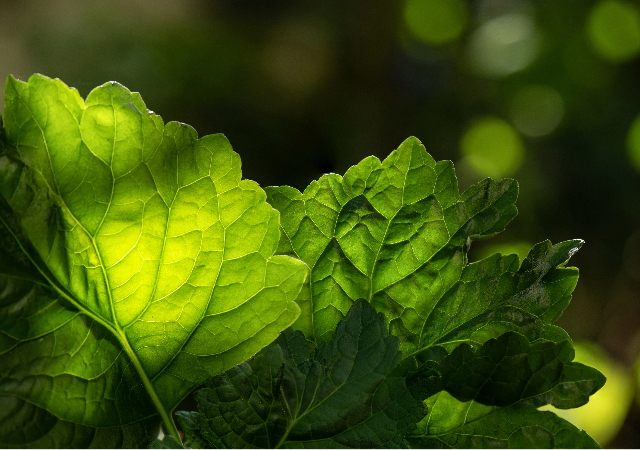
0 74 604 449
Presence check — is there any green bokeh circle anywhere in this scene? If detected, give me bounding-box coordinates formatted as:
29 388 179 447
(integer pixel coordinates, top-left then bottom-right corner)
587 0 640 62
404 0 469 45
461 117 525 178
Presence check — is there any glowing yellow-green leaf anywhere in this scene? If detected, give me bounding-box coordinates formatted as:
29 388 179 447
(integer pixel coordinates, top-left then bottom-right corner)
627 114 640 172
0 74 307 443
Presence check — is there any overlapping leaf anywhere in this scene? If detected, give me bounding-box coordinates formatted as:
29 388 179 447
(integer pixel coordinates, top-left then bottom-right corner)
405 332 605 448
266 137 518 346
0 74 307 438
267 138 583 362
406 401 600 449
185 300 437 449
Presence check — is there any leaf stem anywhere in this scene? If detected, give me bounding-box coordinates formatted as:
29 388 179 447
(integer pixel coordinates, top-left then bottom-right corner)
118 333 182 443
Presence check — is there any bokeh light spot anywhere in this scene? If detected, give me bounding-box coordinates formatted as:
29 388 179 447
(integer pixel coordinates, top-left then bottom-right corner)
403 0 469 45
467 13 540 78
541 342 634 447
509 85 564 137
626 114 640 172
587 0 640 63
461 117 525 178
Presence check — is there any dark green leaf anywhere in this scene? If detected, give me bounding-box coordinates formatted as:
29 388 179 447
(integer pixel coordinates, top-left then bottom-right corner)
439 332 605 408
406 332 605 448
190 300 432 448
406 400 600 449
0 396 158 449
175 411 206 449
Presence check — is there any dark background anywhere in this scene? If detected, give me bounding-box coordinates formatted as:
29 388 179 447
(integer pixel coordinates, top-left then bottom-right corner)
1 0 640 446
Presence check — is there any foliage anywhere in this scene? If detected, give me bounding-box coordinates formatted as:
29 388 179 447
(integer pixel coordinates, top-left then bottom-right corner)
0 75 603 448
184 136 605 447
0 74 306 446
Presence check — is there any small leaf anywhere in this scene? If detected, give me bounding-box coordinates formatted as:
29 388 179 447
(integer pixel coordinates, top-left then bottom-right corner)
154 435 184 449
190 300 432 448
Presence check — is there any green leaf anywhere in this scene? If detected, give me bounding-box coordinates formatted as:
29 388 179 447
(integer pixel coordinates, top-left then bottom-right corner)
266 137 518 345
0 396 158 449
0 74 307 439
406 332 605 448
190 300 434 448
154 435 184 449
438 332 605 408
267 137 582 360
175 411 206 449
406 400 600 449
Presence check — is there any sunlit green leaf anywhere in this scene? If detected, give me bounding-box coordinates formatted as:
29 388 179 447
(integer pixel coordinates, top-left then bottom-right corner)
266 136 518 346
0 74 306 441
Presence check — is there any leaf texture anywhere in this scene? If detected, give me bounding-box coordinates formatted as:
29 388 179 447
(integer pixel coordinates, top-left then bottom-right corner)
406 401 600 449
267 137 584 363
0 74 307 434
405 332 605 449
191 300 434 448
0 396 158 449
266 137 518 345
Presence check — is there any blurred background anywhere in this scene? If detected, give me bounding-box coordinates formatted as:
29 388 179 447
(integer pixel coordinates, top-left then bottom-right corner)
1 0 640 446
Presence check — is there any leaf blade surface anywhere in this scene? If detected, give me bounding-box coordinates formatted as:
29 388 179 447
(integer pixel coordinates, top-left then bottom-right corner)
0 74 307 433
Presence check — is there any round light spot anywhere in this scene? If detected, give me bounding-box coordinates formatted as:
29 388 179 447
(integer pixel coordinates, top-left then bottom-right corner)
509 85 564 137
627 115 640 172
467 13 540 77
587 0 640 62
461 117 525 178
403 0 469 45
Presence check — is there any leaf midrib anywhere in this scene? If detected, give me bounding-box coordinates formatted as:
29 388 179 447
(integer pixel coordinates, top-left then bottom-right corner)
6 89 181 438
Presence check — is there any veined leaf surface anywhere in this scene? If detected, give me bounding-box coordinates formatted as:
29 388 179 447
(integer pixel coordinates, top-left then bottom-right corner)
0 74 307 439
267 138 582 360
186 300 436 448
406 332 605 448
266 137 518 345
